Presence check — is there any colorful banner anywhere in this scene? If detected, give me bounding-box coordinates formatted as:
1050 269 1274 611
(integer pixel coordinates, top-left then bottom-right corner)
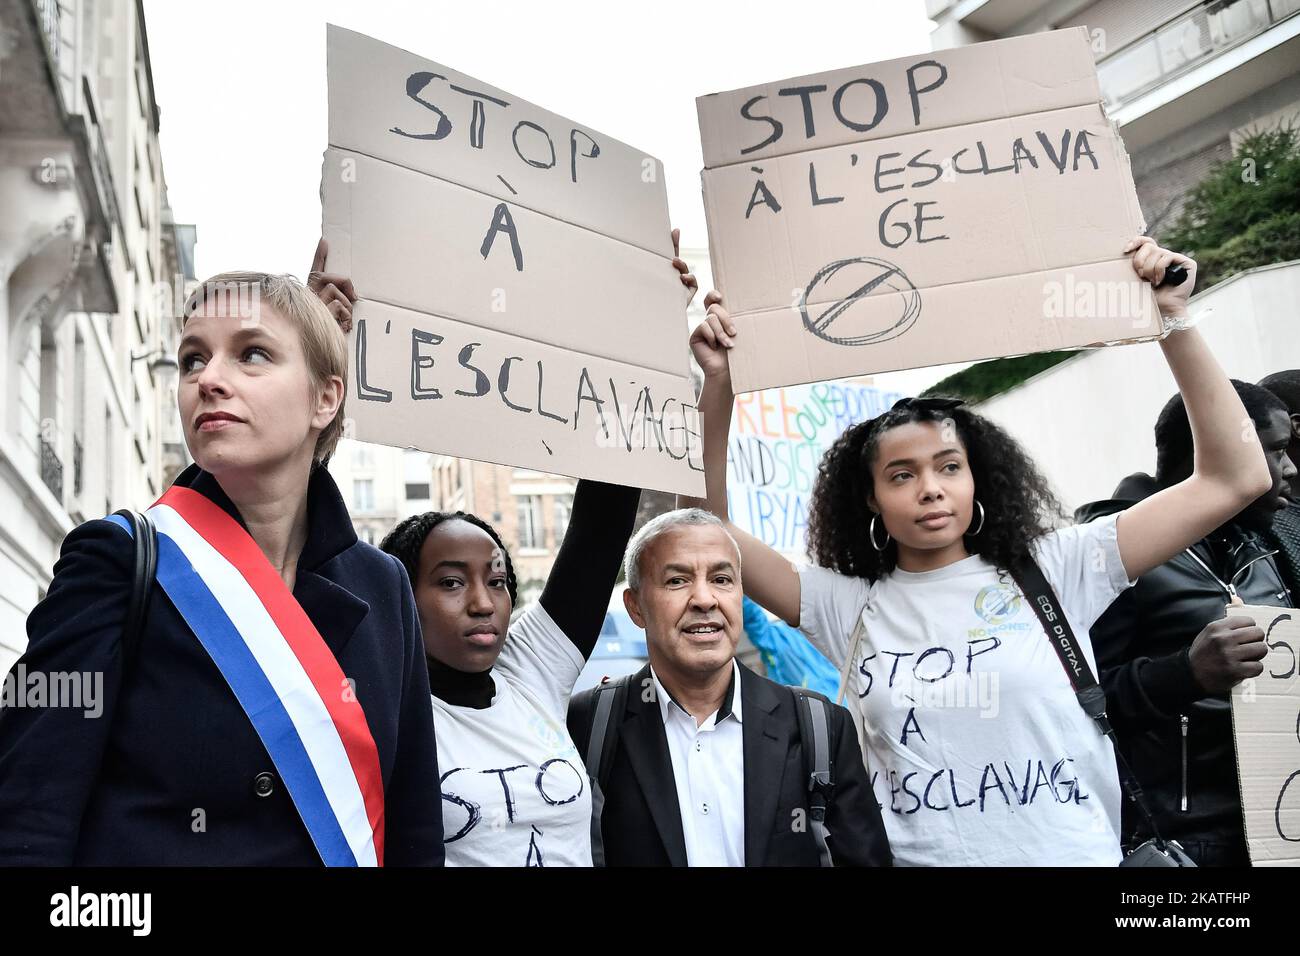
726 379 902 558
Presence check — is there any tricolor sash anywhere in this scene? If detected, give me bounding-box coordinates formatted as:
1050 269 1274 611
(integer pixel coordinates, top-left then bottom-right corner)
108 485 385 866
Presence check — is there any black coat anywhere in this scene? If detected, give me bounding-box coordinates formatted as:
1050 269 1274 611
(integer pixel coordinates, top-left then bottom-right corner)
0 464 444 866
1078 485 1293 864
567 662 891 867
1266 502 1300 597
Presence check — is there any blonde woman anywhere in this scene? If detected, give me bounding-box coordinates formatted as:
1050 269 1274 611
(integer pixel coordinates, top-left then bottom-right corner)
0 260 442 865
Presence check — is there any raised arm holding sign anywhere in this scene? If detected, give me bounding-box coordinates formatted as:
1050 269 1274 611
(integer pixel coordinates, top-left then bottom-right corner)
680 231 1272 866
695 28 1161 393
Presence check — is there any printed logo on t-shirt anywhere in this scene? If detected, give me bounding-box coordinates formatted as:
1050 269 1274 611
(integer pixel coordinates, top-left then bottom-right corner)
968 583 1032 644
974 583 1022 625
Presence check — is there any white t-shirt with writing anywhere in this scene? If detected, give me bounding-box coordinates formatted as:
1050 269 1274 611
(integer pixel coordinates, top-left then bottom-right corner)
798 513 1132 866
432 603 592 867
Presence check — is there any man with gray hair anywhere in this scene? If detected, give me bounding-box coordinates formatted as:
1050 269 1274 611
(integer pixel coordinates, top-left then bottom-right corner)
567 508 890 866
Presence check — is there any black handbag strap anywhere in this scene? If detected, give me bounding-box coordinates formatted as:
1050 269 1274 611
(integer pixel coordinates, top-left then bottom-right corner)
1011 556 1170 849
113 509 157 672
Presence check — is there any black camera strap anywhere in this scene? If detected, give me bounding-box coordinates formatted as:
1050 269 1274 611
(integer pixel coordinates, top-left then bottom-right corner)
1011 556 1172 851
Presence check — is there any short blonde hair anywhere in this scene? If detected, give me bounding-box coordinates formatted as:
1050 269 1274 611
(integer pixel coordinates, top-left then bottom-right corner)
184 272 347 463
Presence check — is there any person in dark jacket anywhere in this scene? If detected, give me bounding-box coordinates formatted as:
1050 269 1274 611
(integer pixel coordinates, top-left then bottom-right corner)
1078 380 1295 866
568 509 891 867
1259 370 1300 594
0 261 443 865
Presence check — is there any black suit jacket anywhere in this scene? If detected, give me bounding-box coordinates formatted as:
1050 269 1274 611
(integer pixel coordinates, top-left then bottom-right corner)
568 662 890 867
0 464 444 865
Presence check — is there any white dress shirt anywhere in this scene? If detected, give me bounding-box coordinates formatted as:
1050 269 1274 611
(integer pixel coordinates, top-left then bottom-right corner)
650 660 746 867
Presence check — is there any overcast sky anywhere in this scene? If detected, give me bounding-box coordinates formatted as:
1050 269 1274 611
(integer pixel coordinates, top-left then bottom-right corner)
145 0 959 394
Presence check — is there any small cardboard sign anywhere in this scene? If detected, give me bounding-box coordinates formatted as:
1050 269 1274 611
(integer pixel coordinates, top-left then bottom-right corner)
1229 605 1300 866
322 25 704 494
695 28 1160 393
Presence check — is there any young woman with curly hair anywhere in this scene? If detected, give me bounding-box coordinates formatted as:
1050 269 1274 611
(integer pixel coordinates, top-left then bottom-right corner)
682 237 1272 866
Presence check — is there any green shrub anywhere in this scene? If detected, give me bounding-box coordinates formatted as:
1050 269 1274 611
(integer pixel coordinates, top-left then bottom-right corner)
1163 124 1300 257
922 351 1075 403
1194 210 1300 289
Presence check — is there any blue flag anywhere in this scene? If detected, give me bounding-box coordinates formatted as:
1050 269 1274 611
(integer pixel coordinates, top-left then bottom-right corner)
742 596 839 699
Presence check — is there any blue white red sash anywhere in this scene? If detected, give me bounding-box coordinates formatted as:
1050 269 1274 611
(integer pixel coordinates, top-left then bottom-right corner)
108 486 385 866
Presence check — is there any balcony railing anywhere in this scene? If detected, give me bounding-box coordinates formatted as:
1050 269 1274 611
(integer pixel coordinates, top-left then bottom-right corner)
1098 0 1300 112
36 0 61 68
73 435 83 497
40 437 64 501
80 78 124 248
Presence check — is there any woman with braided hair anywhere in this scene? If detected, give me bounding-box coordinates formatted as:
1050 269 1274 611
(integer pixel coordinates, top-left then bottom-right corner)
379 231 699 866
683 236 1273 866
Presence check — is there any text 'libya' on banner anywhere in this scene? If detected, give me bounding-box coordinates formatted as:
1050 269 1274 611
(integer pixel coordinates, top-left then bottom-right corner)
320 25 705 496
1229 605 1300 866
727 380 903 559
695 27 1161 394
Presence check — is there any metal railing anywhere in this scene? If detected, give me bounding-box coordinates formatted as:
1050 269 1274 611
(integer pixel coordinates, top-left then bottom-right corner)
81 78 124 245
40 437 64 501
36 0 61 68
1098 0 1300 111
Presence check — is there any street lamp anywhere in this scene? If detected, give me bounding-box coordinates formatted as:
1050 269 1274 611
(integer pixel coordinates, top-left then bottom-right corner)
131 348 179 381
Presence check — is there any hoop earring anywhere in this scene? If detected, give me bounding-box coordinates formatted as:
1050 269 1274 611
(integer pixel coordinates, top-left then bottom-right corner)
869 514 891 552
966 500 986 537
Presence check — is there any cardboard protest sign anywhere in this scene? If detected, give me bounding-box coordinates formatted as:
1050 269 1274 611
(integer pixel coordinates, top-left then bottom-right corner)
727 380 901 557
696 28 1159 393
1229 605 1300 866
322 25 704 494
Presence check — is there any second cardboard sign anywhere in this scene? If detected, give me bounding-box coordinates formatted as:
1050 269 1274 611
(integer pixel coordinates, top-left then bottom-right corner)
696 28 1160 394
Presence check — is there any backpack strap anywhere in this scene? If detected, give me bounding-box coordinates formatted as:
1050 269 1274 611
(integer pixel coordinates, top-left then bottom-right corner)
112 509 157 674
794 690 835 867
836 616 867 706
583 674 631 867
